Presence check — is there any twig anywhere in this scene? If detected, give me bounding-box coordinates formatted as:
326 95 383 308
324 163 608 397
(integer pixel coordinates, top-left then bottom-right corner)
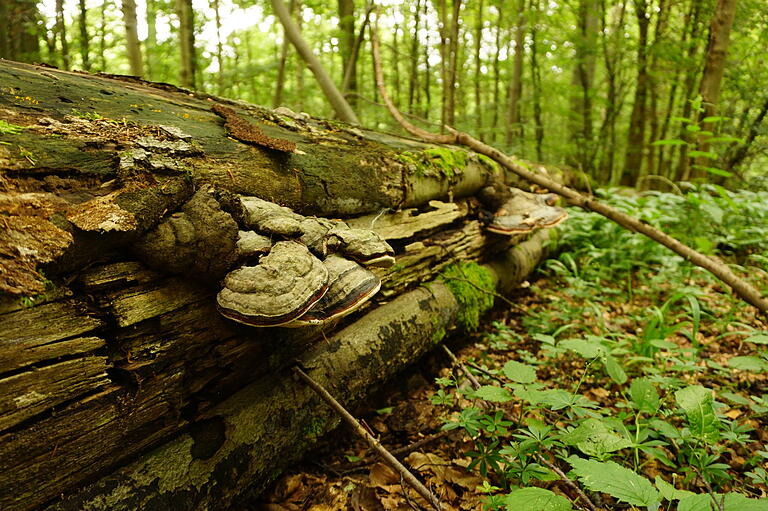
441 345 482 390
463 360 505 384
535 453 598 511
690 466 725 511
369 16 768 316
332 430 452 471
293 366 443 511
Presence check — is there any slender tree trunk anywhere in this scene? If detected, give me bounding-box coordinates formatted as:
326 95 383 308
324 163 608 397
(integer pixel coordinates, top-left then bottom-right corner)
444 0 462 128
271 0 359 124
0 0 41 63
676 0 706 181
529 0 544 161
213 0 225 95
504 0 526 148
122 0 143 77
78 0 90 71
639 0 668 187
473 0 484 136
274 0 297 106
567 0 598 173
694 0 738 178
490 7 504 144
393 23 401 108
55 0 71 70
145 0 157 79
98 0 108 71
176 0 196 89
621 0 650 186
725 94 768 173
337 0 357 108
423 0 432 120
408 0 422 115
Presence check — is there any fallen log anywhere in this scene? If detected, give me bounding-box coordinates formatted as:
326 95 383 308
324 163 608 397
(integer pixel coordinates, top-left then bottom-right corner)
0 60 554 510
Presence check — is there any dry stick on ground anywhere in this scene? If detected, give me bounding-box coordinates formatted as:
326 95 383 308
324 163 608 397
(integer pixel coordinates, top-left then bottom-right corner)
441 345 482 390
535 454 599 511
293 366 443 511
369 20 768 315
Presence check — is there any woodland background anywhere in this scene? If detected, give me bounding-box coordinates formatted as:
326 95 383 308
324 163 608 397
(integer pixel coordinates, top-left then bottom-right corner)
1 0 766 189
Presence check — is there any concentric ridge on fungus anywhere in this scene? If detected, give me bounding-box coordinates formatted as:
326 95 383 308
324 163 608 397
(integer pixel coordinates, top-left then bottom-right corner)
216 241 329 326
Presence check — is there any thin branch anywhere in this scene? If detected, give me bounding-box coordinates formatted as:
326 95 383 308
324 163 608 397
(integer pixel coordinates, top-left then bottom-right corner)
690 466 725 511
535 454 598 511
441 345 482 390
293 366 443 511
370 17 768 315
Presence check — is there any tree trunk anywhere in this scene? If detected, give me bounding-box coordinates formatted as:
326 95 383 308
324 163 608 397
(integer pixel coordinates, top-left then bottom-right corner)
505 0 525 149
490 7 504 144
474 0 484 136
443 0 463 129
0 0 41 63
621 0 650 186
78 0 91 71
98 0 108 71
271 0 359 124
567 0 598 174
176 0 196 88
213 0 225 95
529 0 544 161
122 0 143 77
0 61 551 511
337 0 357 107
408 0 422 115
55 0 71 70
694 0 738 178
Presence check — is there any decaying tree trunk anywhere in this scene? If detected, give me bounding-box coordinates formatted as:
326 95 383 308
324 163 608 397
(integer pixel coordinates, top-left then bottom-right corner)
0 60 554 510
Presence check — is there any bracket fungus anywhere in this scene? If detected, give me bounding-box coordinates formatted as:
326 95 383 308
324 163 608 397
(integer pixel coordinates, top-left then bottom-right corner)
289 255 381 326
481 187 568 235
216 241 329 327
325 225 396 268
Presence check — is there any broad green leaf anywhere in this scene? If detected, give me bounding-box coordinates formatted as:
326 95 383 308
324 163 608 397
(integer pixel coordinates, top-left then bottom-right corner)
707 136 744 144
728 356 768 372
719 391 751 405
688 150 718 159
560 338 604 358
679 492 768 511
562 418 632 457
675 385 720 442
473 385 514 403
630 378 660 415
678 494 713 511
685 124 701 133
701 115 728 123
671 116 692 123
651 138 687 146
501 487 574 511
605 355 628 384
502 360 537 384
567 457 660 508
537 389 578 410
744 333 768 345
654 475 695 502
694 165 733 177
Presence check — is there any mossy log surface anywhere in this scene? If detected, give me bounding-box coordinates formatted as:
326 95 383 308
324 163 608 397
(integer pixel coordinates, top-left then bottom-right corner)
0 60 555 511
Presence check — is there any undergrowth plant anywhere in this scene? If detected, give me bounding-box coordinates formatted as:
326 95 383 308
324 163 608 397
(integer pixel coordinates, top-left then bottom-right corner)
433 188 768 510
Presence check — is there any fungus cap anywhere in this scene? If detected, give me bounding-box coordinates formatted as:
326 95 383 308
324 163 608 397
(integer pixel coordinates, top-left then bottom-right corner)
217 241 328 326
326 225 396 268
290 255 381 326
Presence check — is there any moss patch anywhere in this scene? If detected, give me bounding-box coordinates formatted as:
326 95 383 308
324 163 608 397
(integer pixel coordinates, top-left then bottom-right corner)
394 147 470 178
440 262 495 331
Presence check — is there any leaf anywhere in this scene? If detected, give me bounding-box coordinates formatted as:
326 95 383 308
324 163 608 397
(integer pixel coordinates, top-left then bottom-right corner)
502 360 537 384
605 355 628 384
685 124 702 133
473 385 514 403
706 136 744 144
501 487 574 511
678 492 768 511
654 475 695 502
671 116 692 123
651 138 687 146
688 150 718 160
567 457 660 508
675 385 720 442
743 333 768 345
630 378 660 415
678 494 713 511
727 356 768 372
560 338 604 358
562 418 632 457
694 165 733 177
701 115 728 123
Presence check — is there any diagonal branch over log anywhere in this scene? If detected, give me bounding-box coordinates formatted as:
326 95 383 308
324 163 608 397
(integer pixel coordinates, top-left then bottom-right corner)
370 19 768 314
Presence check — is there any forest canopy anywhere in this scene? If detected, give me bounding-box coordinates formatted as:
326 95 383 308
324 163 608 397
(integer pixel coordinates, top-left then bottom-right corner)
1 0 766 189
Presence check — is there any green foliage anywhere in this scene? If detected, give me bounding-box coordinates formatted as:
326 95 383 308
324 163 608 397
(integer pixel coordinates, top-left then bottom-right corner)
394 147 469 178
0 119 24 135
440 261 495 331
567 457 660 508
500 488 573 511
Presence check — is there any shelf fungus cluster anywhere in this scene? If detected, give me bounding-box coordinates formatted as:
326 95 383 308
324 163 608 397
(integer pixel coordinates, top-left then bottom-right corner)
137 188 394 328
478 185 568 235
218 196 394 327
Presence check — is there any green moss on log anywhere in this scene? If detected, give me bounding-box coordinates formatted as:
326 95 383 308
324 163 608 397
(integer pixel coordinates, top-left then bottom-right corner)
439 262 495 331
395 147 469 178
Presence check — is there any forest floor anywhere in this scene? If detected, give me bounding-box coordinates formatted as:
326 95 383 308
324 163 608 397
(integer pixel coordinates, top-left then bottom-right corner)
254 189 768 511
